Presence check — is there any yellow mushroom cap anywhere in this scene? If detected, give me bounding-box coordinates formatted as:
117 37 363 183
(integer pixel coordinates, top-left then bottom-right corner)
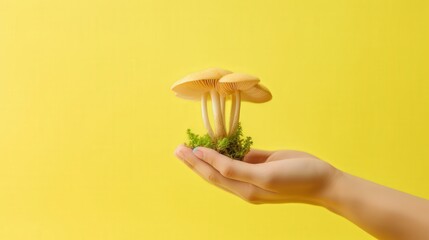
217 73 260 95
174 93 200 101
171 68 232 98
241 83 272 103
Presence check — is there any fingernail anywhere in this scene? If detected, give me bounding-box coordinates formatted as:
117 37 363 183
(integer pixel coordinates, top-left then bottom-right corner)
193 148 203 159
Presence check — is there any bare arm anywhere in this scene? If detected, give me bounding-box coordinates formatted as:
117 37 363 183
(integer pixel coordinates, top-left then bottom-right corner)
324 172 429 239
174 145 429 240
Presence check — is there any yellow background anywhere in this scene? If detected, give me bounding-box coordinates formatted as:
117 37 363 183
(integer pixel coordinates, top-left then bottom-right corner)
1 0 428 239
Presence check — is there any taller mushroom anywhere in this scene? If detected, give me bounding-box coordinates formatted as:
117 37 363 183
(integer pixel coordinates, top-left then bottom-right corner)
171 68 231 139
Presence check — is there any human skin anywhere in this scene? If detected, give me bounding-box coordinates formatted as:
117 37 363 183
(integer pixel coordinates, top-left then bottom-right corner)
174 145 429 240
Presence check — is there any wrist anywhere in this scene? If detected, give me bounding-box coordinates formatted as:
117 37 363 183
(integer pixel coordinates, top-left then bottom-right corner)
316 168 348 211
294 168 347 208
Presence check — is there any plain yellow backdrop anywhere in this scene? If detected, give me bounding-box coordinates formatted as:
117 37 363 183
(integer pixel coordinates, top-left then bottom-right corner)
1 0 428 239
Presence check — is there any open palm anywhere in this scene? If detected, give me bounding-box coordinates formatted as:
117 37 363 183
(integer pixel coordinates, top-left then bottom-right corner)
175 145 339 205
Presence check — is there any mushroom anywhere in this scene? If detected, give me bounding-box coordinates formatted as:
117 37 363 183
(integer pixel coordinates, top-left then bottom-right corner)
240 83 272 103
171 68 232 139
217 73 268 135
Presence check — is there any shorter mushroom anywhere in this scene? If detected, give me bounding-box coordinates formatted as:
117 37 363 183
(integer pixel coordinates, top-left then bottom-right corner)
217 73 263 135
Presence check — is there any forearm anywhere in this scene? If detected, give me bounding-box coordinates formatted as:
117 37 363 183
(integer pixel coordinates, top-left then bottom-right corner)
322 171 429 240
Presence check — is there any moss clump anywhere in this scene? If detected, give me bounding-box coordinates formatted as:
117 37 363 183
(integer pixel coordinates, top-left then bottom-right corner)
185 123 252 161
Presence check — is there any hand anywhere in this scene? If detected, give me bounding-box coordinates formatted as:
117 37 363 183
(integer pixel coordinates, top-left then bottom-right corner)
174 145 341 205
175 145 429 239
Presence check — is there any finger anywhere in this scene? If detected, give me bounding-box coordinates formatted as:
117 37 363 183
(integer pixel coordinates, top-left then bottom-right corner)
176 146 244 194
243 149 274 163
192 147 263 184
175 145 278 203
175 146 237 194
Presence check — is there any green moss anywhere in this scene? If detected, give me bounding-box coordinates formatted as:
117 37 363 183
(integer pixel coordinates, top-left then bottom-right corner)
185 123 253 161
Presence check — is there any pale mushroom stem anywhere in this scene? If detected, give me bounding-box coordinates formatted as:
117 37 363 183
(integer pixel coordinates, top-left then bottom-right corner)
210 89 226 139
220 95 226 131
229 90 241 135
229 94 236 135
201 92 214 138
